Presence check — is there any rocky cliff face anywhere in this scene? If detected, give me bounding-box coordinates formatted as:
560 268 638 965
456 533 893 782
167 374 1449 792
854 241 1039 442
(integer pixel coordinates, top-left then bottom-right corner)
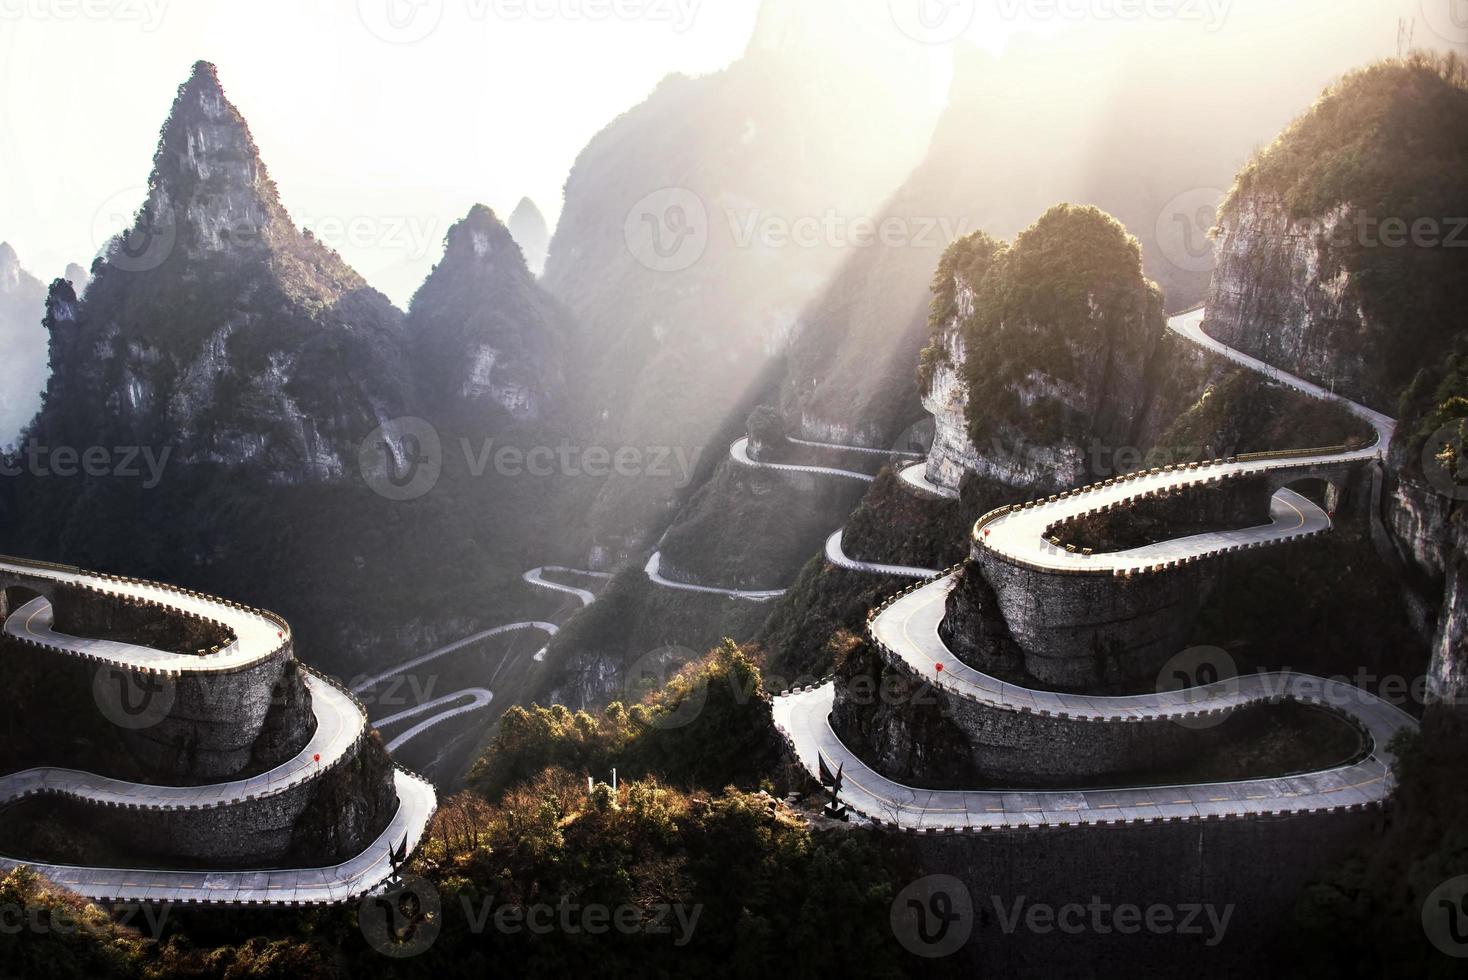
0 243 49 446
1205 57 1468 728
1206 195 1370 401
917 207 1177 497
408 205 567 424
508 198 550 279
35 61 415 485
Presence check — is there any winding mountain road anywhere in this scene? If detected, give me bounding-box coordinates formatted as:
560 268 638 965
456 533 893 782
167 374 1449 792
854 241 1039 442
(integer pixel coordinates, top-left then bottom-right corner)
644 551 787 602
775 308 1417 830
360 564 614 751
898 461 962 500
642 437 948 600
0 561 435 905
824 529 938 580
730 437 875 483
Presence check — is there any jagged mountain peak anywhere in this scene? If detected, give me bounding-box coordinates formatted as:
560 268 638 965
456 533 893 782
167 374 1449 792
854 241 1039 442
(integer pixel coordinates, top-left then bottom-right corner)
122 60 298 264
441 205 527 274
508 198 550 278
408 206 566 423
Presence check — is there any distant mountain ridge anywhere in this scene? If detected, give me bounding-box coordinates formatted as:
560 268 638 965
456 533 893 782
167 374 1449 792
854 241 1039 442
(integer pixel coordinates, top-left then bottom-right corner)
0 243 49 447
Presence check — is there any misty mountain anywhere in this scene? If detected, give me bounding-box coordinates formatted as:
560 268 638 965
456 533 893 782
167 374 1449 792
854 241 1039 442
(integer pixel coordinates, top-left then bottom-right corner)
541 0 939 565
0 243 48 447
33 62 415 484
508 198 550 278
409 204 569 425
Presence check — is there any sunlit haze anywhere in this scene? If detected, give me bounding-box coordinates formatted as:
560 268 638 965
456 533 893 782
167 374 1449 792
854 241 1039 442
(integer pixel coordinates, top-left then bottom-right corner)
1 0 1437 304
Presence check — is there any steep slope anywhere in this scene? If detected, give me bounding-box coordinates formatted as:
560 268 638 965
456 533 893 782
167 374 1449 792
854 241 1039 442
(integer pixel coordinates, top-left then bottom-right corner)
0 63 556 716
541 0 936 564
778 22 1410 450
507 198 550 278
33 62 415 484
920 206 1181 494
407 204 568 425
1208 54 1468 411
1206 55 1468 685
0 244 48 447
1174 56 1468 975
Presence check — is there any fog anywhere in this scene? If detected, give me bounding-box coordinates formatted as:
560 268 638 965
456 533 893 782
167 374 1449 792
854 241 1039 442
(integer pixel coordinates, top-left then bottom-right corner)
0 0 1459 304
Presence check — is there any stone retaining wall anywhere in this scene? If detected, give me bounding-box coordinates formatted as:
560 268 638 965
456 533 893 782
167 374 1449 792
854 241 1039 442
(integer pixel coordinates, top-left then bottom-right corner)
905 808 1380 974
974 547 1227 688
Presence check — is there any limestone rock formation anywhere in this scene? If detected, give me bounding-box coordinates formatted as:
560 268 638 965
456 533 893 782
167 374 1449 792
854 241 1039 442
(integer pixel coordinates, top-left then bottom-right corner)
35 61 415 485
916 207 1175 497
408 204 568 424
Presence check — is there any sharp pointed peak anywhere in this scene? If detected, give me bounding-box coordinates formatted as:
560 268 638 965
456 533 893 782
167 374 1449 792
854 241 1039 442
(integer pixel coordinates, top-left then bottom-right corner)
462 203 504 227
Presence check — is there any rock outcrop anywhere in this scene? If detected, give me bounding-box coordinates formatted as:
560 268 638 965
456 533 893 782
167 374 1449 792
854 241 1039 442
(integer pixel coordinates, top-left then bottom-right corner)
916 207 1179 497
408 204 568 424
35 61 416 485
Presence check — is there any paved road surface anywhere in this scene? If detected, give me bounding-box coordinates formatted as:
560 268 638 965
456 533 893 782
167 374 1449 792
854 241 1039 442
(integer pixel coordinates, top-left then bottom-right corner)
644 552 787 602
0 770 435 905
824 530 938 580
351 621 558 695
898 462 961 500
774 685 1405 830
522 566 611 608
730 437 875 483
774 307 1417 830
377 690 495 753
787 436 924 459
0 562 435 905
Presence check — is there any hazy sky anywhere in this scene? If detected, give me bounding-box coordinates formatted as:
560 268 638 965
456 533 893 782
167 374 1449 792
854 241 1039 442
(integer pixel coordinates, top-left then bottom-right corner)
0 0 1453 305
